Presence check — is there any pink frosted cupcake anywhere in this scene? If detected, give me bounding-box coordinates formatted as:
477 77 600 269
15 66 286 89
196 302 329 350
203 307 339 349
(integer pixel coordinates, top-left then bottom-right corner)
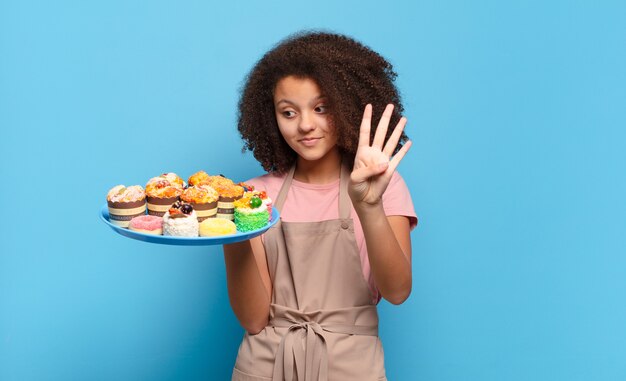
129 215 163 235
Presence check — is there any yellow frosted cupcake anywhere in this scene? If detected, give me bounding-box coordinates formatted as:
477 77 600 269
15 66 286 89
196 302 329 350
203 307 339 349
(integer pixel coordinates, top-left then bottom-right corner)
199 218 237 237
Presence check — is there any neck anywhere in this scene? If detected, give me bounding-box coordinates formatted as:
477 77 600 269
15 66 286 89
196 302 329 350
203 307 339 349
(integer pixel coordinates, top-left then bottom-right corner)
293 149 342 184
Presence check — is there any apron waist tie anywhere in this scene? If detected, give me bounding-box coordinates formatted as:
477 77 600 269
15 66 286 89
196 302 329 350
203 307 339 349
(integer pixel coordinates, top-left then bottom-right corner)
270 317 378 381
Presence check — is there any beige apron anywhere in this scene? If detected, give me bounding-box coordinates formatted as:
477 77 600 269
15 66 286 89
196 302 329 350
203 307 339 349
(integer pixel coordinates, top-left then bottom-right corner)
232 165 387 381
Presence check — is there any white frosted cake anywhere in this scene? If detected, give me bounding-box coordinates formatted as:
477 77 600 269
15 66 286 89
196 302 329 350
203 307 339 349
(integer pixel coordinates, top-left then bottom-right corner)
162 201 199 237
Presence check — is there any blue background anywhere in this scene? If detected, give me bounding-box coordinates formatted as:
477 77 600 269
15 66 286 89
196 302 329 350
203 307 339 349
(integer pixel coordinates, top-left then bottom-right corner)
1 0 625 380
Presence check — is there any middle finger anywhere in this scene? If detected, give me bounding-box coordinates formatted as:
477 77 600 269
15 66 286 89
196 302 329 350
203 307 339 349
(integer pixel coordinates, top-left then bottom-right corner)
372 104 394 149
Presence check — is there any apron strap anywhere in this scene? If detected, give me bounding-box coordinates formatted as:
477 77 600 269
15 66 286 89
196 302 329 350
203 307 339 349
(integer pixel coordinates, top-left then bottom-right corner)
275 166 296 213
338 164 352 221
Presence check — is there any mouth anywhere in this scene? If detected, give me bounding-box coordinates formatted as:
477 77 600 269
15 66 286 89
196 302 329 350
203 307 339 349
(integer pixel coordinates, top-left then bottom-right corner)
299 137 321 147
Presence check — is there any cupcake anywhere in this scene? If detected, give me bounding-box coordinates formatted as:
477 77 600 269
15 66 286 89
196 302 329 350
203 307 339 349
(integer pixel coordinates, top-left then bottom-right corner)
187 170 210 187
234 194 270 232
244 190 273 221
185 173 242 220
163 201 199 237
129 215 163 235
106 185 147 228
215 183 244 220
180 184 219 222
199 218 237 237
203 174 235 188
159 172 185 188
145 173 184 217
238 182 255 192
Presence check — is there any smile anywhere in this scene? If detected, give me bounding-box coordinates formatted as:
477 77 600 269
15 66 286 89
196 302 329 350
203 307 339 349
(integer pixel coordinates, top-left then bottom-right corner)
299 137 321 147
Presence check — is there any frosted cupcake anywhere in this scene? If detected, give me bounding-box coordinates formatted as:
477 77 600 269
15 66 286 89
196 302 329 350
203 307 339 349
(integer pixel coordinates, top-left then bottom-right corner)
187 170 210 187
234 194 269 232
145 173 184 217
244 190 273 221
201 174 236 189
180 185 219 222
106 185 147 228
215 183 244 220
186 173 242 220
238 182 255 192
199 218 237 237
129 215 163 235
188 172 234 188
163 201 199 237
159 172 185 188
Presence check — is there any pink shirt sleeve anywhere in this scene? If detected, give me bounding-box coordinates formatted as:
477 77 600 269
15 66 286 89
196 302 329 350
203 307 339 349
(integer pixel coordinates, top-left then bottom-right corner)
382 171 418 229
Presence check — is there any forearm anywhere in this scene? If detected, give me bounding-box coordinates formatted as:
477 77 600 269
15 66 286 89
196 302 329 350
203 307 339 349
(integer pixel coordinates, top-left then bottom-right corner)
223 240 271 333
353 202 412 304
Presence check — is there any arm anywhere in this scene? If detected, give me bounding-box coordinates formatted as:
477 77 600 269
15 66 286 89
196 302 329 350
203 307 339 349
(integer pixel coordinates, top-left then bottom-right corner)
354 206 412 304
349 104 413 304
223 236 272 334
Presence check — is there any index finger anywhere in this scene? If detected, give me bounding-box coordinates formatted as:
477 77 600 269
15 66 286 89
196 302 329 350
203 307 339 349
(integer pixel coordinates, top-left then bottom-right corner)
358 104 373 147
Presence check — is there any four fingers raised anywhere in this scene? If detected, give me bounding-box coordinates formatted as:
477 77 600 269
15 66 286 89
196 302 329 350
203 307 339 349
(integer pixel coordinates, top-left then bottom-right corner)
359 103 409 157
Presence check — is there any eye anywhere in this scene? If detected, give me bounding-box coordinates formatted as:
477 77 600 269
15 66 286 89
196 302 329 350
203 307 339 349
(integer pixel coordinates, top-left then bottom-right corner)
281 110 296 118
315 105 328 113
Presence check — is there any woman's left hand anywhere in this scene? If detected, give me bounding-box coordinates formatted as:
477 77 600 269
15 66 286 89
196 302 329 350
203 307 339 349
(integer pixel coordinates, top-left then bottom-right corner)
349 104 412 206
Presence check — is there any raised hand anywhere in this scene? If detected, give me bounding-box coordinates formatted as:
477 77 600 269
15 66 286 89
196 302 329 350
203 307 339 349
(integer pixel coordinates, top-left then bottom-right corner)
349 104 412 206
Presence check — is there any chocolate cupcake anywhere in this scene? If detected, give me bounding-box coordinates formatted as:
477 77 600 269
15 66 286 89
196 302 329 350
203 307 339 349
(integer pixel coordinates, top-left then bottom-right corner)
180 184 219 222
106 185 147 228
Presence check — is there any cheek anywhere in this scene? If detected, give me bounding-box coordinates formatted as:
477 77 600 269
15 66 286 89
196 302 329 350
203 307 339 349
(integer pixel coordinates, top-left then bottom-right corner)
323 117 336 136
276 122 297 146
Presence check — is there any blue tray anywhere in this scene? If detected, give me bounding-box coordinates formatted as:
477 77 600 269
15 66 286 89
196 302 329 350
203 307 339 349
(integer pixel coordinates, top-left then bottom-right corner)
100 204 279 246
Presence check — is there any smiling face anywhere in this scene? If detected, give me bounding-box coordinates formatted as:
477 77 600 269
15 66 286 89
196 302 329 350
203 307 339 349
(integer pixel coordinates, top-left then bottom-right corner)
273 76 340 170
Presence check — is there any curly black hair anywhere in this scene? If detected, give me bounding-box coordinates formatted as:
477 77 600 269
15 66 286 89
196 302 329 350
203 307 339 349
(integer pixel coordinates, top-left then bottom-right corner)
237 31 408 173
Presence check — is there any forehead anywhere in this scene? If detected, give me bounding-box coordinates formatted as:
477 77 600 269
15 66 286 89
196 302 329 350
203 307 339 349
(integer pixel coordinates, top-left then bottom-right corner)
273 76 324 103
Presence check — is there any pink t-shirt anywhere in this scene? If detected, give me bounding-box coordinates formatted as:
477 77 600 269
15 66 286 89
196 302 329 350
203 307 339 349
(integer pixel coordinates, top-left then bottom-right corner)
247 171 418 304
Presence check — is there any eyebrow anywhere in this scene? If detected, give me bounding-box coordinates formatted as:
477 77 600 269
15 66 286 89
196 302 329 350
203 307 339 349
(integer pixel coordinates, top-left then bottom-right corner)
275 96 326 106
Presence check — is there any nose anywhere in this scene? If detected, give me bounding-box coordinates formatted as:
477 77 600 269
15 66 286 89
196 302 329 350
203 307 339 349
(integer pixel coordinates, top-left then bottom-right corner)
298 111 315 133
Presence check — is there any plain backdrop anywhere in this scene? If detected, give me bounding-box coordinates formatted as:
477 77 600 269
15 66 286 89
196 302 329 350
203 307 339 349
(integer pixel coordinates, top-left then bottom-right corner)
1 0 625 380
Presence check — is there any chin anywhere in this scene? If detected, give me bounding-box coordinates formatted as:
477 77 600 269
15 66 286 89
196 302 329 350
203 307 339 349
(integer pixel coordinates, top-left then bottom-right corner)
297 150 333 163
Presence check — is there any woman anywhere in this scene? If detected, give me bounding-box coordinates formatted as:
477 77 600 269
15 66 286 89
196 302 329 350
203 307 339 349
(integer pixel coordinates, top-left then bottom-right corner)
224 31 417 381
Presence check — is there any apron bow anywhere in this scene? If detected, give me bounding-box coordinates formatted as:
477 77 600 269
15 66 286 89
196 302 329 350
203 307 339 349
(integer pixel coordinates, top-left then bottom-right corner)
272 320 329 381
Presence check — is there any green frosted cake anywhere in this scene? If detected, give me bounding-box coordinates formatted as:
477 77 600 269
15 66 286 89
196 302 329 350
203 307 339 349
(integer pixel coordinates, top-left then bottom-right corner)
233 195 270 232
